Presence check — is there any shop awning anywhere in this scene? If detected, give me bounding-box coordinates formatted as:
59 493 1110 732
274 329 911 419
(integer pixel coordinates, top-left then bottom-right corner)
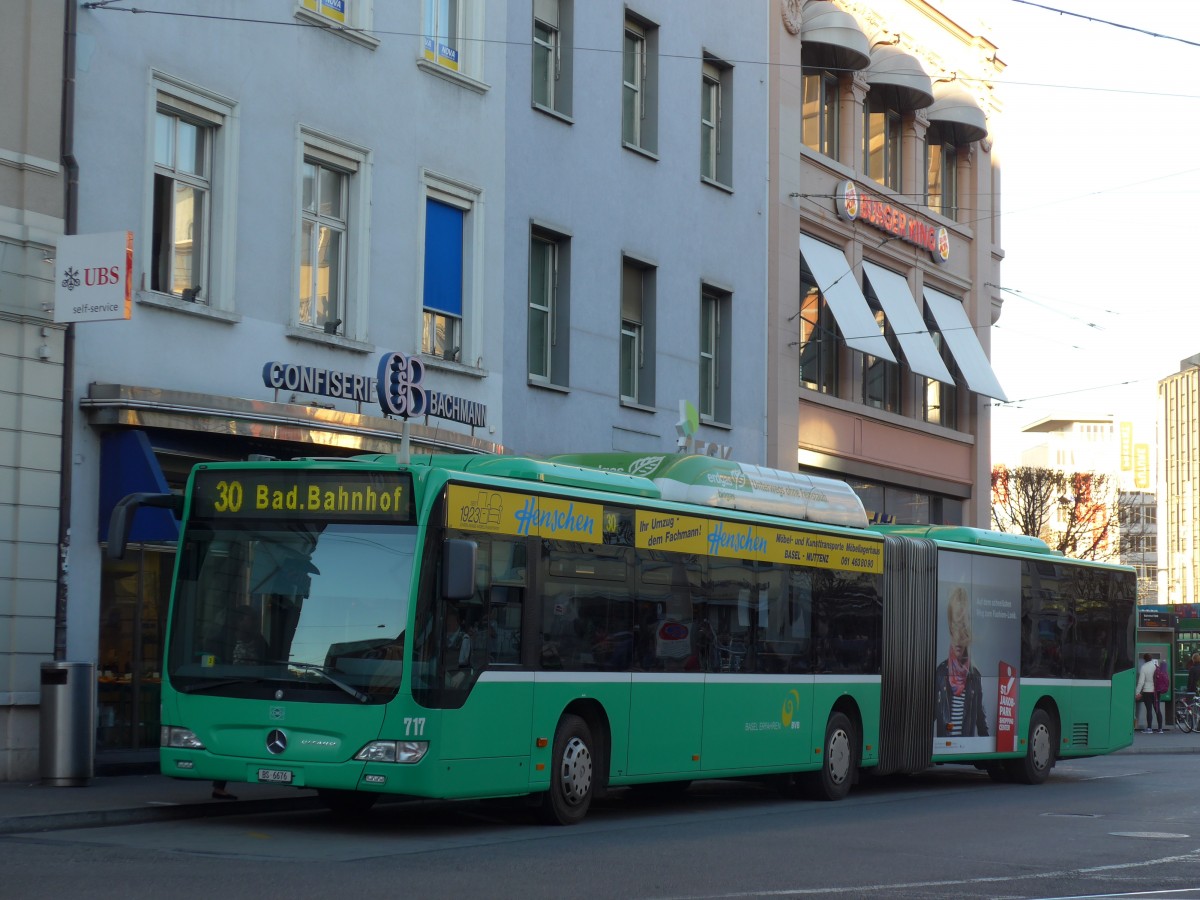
800 1 870 72
864 44 934 110
923 288 1008 401
800 235 896 362
861 262 953 383
98 430 180 544
927 83 988 144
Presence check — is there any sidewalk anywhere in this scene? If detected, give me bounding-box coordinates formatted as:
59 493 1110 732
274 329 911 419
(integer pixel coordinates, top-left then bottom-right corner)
0 771 322 835
1 729 1196 835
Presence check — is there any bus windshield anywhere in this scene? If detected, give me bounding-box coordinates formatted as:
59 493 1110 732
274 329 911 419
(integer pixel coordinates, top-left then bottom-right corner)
167 519 417 703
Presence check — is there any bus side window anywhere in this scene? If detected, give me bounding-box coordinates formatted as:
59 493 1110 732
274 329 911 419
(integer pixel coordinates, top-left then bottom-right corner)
486 538 525 665
488 585 522 664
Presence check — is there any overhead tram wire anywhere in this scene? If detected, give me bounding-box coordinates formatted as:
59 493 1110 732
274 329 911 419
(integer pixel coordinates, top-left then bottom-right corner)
81 3 1200 89
85 1 1183 409
1008 0 1200 50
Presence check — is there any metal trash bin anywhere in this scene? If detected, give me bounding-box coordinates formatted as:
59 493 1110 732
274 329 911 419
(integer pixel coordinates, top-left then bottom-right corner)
39 661 96 786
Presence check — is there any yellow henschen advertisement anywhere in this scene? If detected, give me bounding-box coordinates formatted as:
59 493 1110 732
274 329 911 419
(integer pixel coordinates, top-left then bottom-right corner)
446 485 601 542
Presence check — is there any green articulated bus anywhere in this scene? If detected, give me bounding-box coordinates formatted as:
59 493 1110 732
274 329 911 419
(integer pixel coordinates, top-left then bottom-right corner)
109 451 1137 824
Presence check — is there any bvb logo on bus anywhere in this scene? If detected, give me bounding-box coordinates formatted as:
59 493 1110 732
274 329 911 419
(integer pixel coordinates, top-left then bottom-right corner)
781 689 801 729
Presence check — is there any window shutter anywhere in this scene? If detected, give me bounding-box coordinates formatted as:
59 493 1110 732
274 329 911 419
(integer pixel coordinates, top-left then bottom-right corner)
424 199 464 316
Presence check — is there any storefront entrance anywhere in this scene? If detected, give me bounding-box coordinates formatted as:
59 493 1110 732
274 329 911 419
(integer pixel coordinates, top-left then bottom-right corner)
98 547 172 752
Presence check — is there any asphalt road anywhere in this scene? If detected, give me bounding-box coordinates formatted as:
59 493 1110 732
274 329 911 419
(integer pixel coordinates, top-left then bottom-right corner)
4 752 1200 900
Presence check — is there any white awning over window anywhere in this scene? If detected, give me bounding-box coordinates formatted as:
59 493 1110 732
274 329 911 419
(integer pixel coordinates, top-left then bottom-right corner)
800 1 871 72
864 44 934 111
923 288 1008 401
927 83 988 144
861 262 953 383
800 235 896 362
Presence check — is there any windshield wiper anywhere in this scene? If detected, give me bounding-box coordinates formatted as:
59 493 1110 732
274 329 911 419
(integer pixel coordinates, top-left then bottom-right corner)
179 675 267 694
269 661 369 704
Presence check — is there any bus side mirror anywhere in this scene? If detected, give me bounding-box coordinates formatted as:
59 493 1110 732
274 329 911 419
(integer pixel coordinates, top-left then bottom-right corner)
106 492 183 560
442 539 477 601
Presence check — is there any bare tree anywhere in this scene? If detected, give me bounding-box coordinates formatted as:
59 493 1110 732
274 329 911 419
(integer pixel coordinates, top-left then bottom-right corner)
991 465 1132 561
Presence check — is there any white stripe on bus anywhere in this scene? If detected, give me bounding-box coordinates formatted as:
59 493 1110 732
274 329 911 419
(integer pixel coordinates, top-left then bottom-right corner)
475 671 882 686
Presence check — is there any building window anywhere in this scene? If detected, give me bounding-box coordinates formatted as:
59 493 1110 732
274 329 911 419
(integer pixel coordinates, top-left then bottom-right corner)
533 0 573 116
423 198 464 361
419 171 481 365
700 285 731 423
923 313 958 428
621 257 656 405
862 300 900 412
864 96 901 190
295 0 378 48
802 70 839 158
152 109 210 302
926 131 958 218
701 56 732 186
149 76 236 310
798 270 839 394
622 15 658 154
299 159 348 333
529 226 570 386
422 0 482 79
295 129 370 339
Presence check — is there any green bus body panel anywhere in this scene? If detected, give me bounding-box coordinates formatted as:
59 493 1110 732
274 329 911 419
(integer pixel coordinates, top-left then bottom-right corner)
435 679 534 797
700 679 813 771
627 679 704 775
868 524 1059 556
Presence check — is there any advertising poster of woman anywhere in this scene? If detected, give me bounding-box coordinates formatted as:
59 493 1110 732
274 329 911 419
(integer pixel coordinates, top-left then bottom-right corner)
933 552 1021 755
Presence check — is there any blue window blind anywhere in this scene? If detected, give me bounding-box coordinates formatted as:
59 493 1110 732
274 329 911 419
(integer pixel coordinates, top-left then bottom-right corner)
424 198 464 316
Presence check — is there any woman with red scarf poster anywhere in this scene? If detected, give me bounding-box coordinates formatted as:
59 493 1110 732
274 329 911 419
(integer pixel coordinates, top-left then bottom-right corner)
935 587 990 738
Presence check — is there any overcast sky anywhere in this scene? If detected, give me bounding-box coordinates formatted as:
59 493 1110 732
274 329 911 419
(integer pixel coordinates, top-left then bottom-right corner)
972 0 1200 463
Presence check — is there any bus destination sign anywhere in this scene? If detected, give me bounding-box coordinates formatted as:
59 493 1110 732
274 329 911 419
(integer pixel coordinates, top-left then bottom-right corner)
193 470 413 521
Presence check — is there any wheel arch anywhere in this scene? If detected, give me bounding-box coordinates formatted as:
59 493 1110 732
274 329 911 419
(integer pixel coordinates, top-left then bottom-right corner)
561 698 612 794
827 694 864 778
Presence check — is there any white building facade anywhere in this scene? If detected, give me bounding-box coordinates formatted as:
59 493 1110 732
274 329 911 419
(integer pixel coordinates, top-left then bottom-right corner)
9 1 774 775
499 1 770 460
1 1 67 782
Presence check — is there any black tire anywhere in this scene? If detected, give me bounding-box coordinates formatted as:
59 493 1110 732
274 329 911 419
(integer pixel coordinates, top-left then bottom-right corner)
984 763 1012 783
539 714 595 825
1006 708 1057 785
1176 699 1193 733
317 788 379 817
802 712 857 801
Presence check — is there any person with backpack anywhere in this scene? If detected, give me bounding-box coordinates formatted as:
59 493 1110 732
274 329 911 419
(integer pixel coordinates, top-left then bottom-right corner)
1135 653 1163 733
1153 658 1170 732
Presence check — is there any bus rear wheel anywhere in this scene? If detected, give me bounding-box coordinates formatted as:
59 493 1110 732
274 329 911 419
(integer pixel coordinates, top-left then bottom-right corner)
539 714 594 825
802 712 857 801
1006 708 1057 785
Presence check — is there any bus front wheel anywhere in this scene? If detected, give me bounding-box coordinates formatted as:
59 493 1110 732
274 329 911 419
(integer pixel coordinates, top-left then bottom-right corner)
803 712 857 801
1006 708 1057 785
539 714 594 825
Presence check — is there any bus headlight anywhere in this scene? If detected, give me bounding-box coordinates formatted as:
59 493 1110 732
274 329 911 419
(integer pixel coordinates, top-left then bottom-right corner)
161 726 206 750
354 741 428 764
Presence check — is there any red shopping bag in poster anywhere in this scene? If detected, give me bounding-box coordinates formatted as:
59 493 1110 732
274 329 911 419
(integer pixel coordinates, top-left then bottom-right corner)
997 661 1018 752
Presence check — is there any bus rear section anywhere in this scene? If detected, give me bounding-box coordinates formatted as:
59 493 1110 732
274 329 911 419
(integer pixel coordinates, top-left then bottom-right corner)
874 529 1137 784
